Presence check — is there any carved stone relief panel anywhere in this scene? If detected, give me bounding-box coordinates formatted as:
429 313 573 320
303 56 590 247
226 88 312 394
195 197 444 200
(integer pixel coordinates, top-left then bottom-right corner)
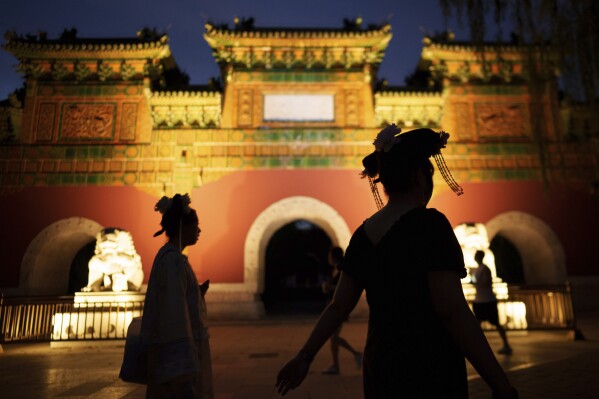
60 103 116 140
476 103 528 138
36 103 56 141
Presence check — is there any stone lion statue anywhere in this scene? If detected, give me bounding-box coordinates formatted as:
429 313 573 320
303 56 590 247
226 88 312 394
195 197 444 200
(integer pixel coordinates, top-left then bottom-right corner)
82 228 143 292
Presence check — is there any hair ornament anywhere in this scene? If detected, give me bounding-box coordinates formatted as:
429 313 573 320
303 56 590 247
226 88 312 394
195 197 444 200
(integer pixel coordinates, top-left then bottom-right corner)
368 176 385 210
373 123 402 152
179 193 192 214
437 131 449 152
154 193 192 215
153 193 194 238
155 196 172 214
365 127 464 209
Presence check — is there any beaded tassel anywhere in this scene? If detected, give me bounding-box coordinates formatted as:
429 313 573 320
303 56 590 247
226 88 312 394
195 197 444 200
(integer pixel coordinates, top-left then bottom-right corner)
433 152 464 196
368 177 385 210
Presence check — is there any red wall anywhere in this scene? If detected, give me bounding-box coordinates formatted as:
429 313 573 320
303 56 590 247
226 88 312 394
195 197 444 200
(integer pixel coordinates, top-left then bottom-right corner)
432 181 599 276
189 169 377 283
0 186 164 288
1 173 597 291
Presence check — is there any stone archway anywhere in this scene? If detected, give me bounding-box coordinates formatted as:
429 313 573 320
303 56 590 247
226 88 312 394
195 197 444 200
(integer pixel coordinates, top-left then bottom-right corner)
19 217 103 295
244 196 351 295
486 211 566 285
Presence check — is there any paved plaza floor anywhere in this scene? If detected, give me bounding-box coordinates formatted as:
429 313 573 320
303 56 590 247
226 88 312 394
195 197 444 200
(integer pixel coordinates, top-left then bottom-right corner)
1 312 598 398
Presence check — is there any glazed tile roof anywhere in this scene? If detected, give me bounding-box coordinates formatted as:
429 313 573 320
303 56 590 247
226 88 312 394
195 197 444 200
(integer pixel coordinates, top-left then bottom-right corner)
3 34 171 60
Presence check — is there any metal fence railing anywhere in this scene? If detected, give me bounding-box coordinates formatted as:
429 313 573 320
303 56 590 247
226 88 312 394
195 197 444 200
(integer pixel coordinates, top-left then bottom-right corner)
507 284 576 330
0 295 144 343
0 295 74 342
0 284 580 343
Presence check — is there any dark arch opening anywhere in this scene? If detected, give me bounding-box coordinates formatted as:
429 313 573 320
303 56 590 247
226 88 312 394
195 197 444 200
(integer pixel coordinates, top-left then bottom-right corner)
490 234 525 285
67 239 96 294
262 219 333 314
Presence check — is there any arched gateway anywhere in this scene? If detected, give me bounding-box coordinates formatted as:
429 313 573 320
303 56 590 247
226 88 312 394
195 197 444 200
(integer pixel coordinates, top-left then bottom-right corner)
244 196 351 294
19 217 103 295
486 211 567 285
206 196 351 319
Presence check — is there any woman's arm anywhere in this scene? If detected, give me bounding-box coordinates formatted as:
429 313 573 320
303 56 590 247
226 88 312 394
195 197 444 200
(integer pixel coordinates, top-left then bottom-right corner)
428 271 517 399
275 272 363 395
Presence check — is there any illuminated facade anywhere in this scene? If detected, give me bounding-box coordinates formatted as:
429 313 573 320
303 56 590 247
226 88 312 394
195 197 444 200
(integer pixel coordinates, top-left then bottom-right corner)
1 23 597 317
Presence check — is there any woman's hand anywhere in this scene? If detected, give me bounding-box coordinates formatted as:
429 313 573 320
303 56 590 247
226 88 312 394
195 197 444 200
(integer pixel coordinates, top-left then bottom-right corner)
275 353 311 396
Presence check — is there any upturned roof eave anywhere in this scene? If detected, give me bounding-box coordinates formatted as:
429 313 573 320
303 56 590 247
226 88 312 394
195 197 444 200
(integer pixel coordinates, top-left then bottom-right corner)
203 24 392 49
2 39 172 60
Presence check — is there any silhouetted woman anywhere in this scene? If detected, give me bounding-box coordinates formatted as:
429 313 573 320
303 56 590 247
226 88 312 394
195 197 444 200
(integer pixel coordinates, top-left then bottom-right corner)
276 125 518 398
141 194 213 398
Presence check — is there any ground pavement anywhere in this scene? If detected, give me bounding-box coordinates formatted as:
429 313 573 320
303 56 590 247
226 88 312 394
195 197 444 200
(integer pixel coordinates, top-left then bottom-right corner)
1 312 598 398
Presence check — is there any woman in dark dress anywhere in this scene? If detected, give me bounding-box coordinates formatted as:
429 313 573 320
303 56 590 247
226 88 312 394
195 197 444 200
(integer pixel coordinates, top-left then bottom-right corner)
276 125 518 398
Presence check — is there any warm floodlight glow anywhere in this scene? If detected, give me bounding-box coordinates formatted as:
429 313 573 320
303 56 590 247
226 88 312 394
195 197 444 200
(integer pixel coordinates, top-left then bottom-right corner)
455 223 528 329
263 94 334 121
53 292 145 340
454 223 498 280
52 309 140 340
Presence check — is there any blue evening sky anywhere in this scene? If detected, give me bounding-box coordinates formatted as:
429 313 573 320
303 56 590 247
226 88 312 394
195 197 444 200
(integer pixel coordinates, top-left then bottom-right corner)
0 0 474 98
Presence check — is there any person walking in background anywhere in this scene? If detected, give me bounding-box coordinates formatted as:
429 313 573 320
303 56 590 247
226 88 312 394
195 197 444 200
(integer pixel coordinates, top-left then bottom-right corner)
276 125 518 398
321 246 363 375
141 193 214 398
470 250 513 355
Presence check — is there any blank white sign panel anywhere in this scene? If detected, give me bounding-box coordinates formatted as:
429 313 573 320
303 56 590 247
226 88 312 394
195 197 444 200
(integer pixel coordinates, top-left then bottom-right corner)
263 94 334 121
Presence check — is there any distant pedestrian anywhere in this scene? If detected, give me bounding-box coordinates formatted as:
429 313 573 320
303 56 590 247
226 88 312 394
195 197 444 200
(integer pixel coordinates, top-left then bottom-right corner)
321 246 363 375
470 250 513 355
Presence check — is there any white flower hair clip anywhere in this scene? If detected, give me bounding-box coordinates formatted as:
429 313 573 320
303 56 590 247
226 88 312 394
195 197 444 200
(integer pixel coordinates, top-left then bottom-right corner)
373 124 402 152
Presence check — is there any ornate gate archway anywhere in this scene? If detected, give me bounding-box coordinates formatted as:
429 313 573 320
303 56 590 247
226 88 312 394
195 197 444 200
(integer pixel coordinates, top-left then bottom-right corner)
19 217 103 295
244 196 351 295
486 211 566 284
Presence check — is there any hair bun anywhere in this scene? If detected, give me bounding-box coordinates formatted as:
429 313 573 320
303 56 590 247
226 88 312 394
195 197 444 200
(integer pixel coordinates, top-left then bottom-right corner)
361 151 380 178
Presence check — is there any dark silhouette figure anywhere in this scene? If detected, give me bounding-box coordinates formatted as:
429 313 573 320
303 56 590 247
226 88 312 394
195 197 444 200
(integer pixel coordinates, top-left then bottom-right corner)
321 246 362 374
276 126 518 399
140 194 213 398
470 250 512 354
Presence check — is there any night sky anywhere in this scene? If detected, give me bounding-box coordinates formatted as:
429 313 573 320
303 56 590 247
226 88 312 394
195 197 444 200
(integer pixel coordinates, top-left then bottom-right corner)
0 0 472 98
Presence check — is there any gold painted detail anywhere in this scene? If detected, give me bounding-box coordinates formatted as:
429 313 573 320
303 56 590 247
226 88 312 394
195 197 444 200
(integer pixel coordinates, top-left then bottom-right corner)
374 91 444 128
15 59 157 82
3 36 171 60
4 35 171 82
120 103 138 141
420 40 540 84
454 103 474 140
204 23 392 70
150 91 222 128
